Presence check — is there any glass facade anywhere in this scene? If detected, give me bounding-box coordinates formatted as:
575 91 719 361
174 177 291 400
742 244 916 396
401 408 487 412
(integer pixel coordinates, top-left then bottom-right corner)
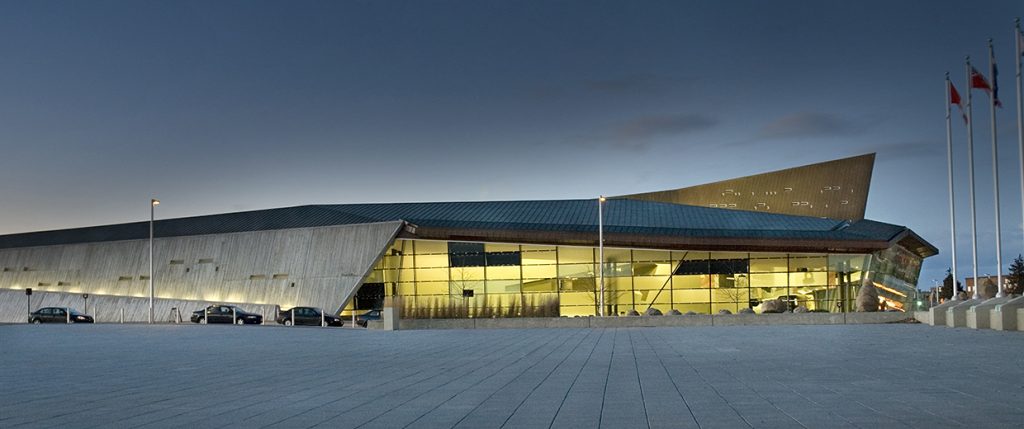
342 239 922 318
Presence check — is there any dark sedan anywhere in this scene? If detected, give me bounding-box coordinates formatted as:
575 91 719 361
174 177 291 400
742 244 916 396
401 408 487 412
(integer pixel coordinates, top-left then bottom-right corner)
276 307 343 327
29 307 94 324
191 305 263 325
355 309 382 327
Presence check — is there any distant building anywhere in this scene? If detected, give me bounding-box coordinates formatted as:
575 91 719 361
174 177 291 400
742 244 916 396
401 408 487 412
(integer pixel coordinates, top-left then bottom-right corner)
964 275 1009 298
0 154 935 322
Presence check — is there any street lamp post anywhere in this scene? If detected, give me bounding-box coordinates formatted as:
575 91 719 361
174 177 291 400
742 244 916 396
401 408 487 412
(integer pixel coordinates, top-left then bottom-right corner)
598 196 606 317
149 198 159 324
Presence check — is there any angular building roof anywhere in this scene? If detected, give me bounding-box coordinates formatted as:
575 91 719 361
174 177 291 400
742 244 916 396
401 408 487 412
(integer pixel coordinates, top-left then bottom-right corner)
0 199 937 257
617 153 875 220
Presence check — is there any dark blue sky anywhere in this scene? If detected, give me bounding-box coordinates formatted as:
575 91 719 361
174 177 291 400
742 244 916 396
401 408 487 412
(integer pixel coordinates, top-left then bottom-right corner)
1 0 1022 287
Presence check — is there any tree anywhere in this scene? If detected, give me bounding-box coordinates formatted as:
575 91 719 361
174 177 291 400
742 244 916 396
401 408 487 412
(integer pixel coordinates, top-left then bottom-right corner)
940 268 962 300
1007 255 1024 295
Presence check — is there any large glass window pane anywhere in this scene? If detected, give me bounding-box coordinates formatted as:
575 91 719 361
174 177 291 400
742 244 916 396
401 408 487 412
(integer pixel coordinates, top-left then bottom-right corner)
415 254 449 268
789 271 828 287
604 248 631 262
416 268 449 282
487 265 521 280
634 276 669 290
522 278 557 293
634 289 670 309
486 251 521 266
559 246 594 263
633 261 673 276
449 242 485 267
521 250 556 265
560 292 598 306
450 280 484 296
396 268 416 282
558 263 595 279
750 272 788 288
672 274 709 289
634 250 671 262
605 261 632 277
397 283 416 296
415 240 448 254
522 265 557 279
749 253 788 273
450 266 484 282
416 282 450 295
672 289 711 304
790 255 827 272
485 243 520 252
486 280 521 294
560 277 596 292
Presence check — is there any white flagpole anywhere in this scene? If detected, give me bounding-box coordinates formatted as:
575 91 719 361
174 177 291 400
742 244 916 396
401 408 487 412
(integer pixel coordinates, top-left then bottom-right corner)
1016 18 1023 258
989 39 1005 298
946 73 960 301
966 57 980 298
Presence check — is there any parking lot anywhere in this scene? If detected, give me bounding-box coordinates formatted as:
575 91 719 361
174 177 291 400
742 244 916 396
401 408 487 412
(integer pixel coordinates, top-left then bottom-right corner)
1 323 1022 428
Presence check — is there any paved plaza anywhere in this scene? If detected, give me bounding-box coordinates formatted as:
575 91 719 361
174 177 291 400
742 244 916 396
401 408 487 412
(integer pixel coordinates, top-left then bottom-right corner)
1 323 1022 428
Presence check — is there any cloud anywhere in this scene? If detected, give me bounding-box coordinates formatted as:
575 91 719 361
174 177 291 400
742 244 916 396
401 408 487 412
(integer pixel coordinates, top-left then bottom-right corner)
570 113 718 149
758 112 859 140
583 74 680 94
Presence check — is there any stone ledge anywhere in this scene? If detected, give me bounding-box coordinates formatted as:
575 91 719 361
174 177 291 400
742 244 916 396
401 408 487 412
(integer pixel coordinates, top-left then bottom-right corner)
396 311 909 330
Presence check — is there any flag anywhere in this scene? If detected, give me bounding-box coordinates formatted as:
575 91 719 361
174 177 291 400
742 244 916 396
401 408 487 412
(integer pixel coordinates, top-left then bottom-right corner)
970 67 991 90
970 66 1001 107
949 81 968 124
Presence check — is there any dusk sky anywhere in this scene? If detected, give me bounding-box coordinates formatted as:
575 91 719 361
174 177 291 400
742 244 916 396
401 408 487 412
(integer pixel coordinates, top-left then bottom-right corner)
1 0 1022 288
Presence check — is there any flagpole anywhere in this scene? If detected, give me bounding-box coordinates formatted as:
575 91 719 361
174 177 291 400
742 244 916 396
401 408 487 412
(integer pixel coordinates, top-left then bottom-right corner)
988 39 1006 298
966 57 980 298
1016 18 1023 261
946 73 960 302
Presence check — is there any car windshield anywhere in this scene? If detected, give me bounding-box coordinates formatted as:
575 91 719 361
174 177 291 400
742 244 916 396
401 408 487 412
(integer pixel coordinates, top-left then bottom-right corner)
68 309 83 316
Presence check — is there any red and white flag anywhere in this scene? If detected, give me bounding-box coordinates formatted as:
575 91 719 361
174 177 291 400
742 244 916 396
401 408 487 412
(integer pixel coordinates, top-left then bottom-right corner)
949 81 968 124
970 66 1001 107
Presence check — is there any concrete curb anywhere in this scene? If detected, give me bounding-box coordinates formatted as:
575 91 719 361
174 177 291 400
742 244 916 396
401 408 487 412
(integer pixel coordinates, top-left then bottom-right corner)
397 311 911 330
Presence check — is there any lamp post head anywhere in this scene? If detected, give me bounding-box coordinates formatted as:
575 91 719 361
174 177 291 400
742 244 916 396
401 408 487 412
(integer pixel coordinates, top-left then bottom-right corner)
151 199 160 206
598 196 606 203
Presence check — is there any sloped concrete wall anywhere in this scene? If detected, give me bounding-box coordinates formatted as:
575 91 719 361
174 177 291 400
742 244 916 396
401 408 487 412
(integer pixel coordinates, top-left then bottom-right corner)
0 221 402 323
0 289 282 323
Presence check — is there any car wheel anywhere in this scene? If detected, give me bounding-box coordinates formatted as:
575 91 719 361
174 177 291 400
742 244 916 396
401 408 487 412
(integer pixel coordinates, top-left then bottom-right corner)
321 320 328 327
236 318 245 325
284 319 292 326
32 319 41 324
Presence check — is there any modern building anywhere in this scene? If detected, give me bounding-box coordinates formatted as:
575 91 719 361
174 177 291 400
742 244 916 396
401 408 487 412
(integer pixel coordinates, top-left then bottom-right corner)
0 154 936 323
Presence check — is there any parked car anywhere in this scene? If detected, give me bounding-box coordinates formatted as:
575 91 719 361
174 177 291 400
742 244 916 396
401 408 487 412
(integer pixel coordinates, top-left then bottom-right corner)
29 307 94 324
355 309 382 327
190 305 263 325
276 307 343 327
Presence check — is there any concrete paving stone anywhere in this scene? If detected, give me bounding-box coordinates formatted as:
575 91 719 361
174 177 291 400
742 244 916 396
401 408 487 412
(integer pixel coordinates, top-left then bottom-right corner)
1 324 1023 428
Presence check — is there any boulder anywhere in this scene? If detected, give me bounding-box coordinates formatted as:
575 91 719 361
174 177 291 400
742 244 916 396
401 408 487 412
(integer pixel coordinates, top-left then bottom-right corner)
667 309 683 315
644 308 663 316
761 298 787 313
738 308 755 314
856 282 879 312
793 306 809 313
717 309 732 315
684 311 698 315
625 309 641 316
